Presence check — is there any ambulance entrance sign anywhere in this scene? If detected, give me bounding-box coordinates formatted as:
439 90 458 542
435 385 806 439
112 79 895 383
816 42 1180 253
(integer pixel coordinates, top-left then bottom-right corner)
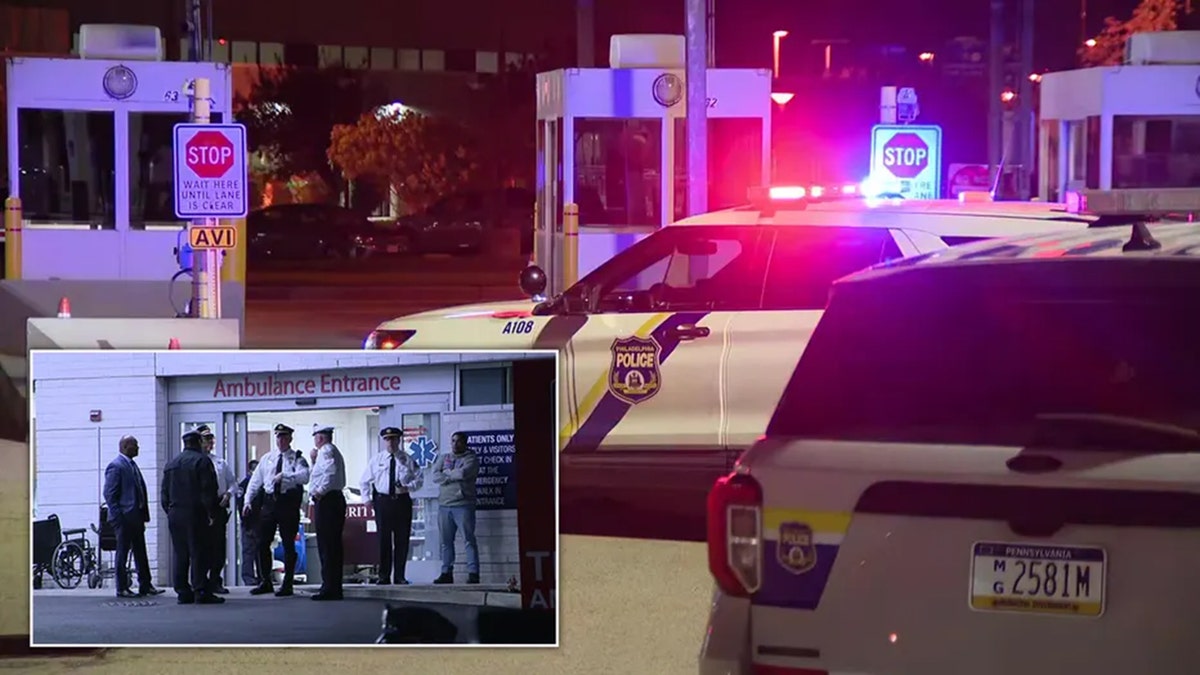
173 123 249 219
869 124 943 200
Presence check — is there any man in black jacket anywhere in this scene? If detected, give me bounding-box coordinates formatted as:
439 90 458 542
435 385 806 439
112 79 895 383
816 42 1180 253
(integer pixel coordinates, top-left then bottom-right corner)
161 429 223 605
236 459 261 586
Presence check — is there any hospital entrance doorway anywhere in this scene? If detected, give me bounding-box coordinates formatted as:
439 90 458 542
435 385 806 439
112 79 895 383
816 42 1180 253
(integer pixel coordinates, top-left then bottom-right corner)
168 397 448 588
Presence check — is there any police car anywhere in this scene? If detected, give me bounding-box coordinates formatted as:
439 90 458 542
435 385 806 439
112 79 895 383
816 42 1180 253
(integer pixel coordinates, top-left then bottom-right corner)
700 189 1200 675
365 186 1097 540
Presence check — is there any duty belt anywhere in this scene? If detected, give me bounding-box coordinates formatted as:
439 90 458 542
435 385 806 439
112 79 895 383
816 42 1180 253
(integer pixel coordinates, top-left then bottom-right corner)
375 489 409 500
266 488 302 503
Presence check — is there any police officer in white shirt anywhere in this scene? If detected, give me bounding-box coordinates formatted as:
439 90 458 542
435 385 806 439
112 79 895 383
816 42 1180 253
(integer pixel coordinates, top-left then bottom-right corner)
196 425 235 595
360 427 423 585
244 423 310 597
309 425 347 601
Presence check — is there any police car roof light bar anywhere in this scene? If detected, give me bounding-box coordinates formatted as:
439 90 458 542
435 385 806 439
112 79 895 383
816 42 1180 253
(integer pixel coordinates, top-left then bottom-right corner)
1066 188 1200 217
749 184 861 214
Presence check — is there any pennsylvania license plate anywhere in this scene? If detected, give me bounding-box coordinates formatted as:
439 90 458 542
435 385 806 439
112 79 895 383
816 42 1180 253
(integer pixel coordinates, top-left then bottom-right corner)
969 542 1106 617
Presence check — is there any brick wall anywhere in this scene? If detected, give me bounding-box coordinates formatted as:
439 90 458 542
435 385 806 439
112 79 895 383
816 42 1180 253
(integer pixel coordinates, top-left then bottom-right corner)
29 352 168 579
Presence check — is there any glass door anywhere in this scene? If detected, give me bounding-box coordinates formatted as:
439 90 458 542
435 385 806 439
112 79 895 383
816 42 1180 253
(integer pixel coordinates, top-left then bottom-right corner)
222 412 248 586
376 398 449 583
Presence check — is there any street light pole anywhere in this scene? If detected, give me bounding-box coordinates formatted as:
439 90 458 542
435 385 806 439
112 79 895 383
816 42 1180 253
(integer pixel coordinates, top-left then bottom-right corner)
773 30 788 79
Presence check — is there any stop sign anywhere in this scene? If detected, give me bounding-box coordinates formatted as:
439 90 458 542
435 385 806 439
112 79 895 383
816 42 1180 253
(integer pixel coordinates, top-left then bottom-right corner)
184 130 236 179
881 132 929 180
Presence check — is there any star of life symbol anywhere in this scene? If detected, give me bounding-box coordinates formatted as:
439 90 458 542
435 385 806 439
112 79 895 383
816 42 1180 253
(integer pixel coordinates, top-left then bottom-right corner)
407 436 438 467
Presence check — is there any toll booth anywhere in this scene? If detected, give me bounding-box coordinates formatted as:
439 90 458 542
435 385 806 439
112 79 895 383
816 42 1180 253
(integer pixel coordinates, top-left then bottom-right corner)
2 25 243 354
535 35 773 296
1038 31 1200 203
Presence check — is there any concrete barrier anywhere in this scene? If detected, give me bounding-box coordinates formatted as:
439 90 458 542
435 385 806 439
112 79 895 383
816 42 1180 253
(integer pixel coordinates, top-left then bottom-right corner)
27 318 242 351
0 279 246 356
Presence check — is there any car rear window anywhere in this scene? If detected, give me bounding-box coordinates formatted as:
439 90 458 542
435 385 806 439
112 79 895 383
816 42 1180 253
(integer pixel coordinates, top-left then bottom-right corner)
767 262 1200 446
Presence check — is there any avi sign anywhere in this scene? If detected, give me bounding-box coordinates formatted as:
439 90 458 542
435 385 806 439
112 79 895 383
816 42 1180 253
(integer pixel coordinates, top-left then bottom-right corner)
869 124 943 200
173 123 249 219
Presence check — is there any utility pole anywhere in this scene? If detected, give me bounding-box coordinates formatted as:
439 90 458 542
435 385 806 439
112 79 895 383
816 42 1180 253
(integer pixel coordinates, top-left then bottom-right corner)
1017 0 1035 200
576 0 595 67
988 0 1005 194
685 0 708 216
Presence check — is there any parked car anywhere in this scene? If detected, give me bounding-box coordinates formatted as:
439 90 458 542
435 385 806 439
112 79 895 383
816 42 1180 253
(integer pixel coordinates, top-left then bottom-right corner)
247 203 403 260
394 187 534 255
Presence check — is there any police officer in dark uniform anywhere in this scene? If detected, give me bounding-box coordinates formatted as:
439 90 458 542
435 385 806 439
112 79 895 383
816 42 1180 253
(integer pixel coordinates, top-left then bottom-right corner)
243 423 310 597
236 459 262 586
161 429 224 604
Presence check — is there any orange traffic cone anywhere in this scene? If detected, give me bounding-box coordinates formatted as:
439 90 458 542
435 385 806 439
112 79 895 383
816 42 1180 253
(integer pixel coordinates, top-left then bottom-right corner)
167 337 181 350
56 297 71 318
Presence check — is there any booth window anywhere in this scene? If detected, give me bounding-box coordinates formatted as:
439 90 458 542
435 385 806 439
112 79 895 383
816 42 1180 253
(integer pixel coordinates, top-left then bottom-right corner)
17 109 116 229
460 366 513 407
1112 115 1200 189
129 111 224 230
574 119 662 227
674 118 764 221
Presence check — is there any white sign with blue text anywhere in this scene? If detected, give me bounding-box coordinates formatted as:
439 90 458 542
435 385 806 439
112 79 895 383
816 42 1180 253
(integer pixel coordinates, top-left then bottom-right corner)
172 123 249 219
869 124 943 200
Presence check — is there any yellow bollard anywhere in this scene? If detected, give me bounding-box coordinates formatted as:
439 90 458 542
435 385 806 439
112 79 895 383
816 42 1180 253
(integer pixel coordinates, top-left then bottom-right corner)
563 202 579 289
4 196 22 280
219 216 247 286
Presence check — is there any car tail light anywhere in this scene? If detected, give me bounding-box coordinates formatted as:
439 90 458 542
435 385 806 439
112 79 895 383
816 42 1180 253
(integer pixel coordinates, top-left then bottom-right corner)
363 329 416 350
707 470 763 597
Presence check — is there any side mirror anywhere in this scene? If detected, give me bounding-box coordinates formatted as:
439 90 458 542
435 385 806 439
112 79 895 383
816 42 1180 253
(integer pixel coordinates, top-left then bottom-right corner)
519 265 548 298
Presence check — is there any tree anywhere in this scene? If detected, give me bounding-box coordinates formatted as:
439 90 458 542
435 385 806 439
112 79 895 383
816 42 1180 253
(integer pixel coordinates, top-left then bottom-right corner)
1079 0 1181 67
327 110 481 213
469 56 546 188
236 65 385 202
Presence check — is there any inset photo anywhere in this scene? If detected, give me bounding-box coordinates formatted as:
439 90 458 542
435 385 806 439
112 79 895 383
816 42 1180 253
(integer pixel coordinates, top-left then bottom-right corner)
29 349 557 647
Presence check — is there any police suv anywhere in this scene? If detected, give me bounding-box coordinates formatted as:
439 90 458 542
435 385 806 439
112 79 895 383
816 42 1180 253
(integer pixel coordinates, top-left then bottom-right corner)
700 189 1200 675
365 187 1096 541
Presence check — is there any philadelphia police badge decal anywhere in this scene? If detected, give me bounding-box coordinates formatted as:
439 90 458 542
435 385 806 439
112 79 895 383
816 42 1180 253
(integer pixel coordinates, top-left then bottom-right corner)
609 335 662 404
778 522 818 574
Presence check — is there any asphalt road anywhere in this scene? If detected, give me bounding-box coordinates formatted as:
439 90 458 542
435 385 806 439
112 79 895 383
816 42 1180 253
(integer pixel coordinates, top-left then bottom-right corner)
242 255 528 349
31 588 481 645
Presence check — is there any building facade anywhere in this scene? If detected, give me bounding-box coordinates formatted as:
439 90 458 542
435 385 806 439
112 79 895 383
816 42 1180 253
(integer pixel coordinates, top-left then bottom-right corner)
31 351 540 586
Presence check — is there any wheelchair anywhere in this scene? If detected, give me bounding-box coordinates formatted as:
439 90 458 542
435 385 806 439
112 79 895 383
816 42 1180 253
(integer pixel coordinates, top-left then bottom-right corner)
32 507 131 590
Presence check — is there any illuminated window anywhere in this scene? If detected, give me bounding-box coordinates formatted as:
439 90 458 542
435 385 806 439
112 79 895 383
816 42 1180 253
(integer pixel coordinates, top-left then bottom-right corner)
230 41 258 64
318 45 343 68
421 49 445 72
398 49 421 71
259 42 284 66
370 47 395 71
344 47 369 69
475 51 500 73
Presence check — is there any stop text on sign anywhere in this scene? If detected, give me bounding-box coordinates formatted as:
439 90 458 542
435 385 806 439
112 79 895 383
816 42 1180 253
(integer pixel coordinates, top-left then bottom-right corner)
173 123 250 219
884 146 927 168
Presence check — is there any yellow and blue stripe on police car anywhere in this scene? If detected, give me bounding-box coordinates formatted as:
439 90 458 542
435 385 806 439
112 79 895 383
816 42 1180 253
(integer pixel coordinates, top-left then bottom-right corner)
755 507 851 610
558 311 712 453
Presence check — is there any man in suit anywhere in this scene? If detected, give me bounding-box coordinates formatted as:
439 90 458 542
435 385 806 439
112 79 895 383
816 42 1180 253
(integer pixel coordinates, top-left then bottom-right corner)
102 436 165 598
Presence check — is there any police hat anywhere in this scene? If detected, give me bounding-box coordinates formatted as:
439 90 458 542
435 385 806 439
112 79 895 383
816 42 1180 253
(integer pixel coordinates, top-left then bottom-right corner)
313 426 334 437
181 430 202 443
380 427 402 439
195 424 214 438
273 424 294 436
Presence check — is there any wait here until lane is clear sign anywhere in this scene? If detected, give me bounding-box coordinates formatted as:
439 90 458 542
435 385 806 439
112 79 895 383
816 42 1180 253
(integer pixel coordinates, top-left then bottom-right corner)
173 123 249 219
